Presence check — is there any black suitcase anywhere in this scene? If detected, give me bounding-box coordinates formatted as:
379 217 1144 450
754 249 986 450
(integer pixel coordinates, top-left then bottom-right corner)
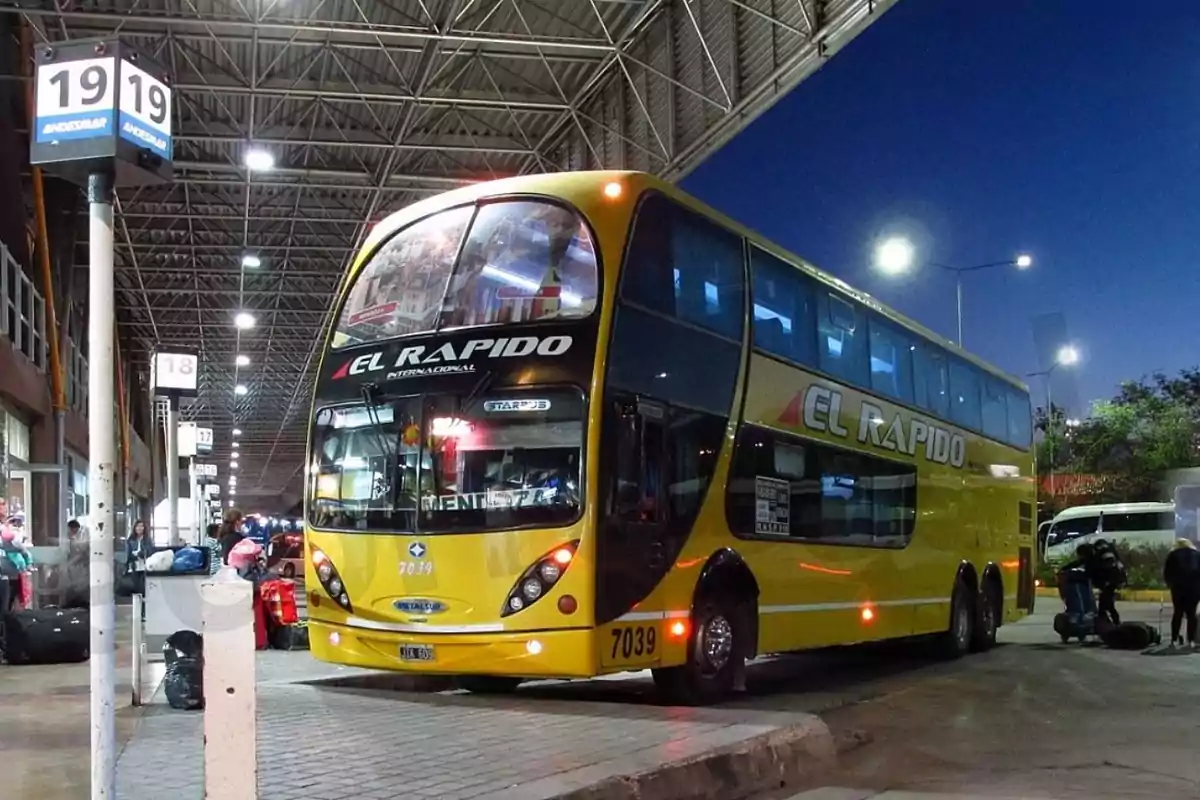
269 622 310 651
1101 621 1161 650
6 608 90 665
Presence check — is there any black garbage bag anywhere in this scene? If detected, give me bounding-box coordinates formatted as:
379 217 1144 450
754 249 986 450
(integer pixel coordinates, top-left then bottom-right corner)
163 630 203 666
164 657 205 711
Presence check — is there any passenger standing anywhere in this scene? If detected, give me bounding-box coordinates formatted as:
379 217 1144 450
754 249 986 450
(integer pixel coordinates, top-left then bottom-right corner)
218 508 246 565
125 519 153 596
1163 538 1200 650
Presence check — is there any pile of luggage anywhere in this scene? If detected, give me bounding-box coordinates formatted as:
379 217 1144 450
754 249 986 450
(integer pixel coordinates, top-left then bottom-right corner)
1054 567 1161 650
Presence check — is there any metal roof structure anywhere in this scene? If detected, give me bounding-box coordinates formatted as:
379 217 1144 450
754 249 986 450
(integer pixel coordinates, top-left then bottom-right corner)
11 0 898 508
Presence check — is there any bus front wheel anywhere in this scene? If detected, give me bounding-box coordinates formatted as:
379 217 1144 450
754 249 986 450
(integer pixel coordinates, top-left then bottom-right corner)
653 593 746 706
458 676 522 695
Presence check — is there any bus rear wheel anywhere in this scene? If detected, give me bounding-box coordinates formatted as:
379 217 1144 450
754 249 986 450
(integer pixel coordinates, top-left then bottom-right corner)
653 593 745 706
939 578 975 659
971 581 1000 652
458 676 522 695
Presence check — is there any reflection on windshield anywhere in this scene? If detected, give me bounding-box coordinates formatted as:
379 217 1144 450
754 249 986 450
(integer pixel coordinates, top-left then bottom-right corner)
309 390 583 533
333 201 599 349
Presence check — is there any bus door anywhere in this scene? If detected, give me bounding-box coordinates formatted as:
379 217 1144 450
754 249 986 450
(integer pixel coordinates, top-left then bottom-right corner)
596 394 671 625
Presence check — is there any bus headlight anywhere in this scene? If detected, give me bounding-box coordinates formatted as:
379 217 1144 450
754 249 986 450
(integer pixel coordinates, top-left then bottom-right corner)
311 548 353 613
501 541 578 618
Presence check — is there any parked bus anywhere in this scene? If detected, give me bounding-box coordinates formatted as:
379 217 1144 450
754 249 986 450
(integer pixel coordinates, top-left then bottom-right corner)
304 171 1037 704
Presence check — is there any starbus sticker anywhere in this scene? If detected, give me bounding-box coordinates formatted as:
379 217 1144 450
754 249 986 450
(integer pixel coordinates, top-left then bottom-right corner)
781 384 967 469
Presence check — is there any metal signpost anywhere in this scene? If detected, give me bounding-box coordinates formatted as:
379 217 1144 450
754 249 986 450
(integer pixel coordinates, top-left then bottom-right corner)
151 349 199 547
31 39 173 799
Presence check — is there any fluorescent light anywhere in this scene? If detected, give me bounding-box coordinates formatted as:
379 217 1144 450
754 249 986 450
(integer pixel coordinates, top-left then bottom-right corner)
229 489 237 496
232 428 242 436
241 254 261 269
236 355 250 366
230 462 239 470
244 148 275 171
231 442 239 449
234 312 256 330
234 385 248 396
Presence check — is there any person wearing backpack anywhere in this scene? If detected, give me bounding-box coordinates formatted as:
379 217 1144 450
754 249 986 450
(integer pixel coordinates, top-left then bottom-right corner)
1089 538 1127 626
1061 540 1126 627
1163 538 1200 650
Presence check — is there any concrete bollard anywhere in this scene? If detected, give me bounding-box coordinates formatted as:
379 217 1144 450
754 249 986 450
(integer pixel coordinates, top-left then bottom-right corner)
201 571 256 800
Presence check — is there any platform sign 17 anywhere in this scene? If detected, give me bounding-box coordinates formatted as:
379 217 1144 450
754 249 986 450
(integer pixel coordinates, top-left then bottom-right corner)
118 59 172 159
35 56 116 143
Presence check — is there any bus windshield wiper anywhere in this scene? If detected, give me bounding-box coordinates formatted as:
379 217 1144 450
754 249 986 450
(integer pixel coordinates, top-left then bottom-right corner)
360 383 399 507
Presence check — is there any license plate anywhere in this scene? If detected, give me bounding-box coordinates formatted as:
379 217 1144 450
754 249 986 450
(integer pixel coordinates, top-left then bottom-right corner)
399 644 435 662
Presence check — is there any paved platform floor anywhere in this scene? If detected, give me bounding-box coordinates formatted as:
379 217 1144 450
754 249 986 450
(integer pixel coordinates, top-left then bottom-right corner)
7 601 1199 799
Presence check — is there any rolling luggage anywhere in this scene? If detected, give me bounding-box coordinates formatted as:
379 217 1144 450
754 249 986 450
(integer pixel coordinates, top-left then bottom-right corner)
5 607 90 664
1053 568 1097 643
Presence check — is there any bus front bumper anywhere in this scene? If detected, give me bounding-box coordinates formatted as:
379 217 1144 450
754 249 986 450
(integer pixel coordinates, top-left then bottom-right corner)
308 619 598 679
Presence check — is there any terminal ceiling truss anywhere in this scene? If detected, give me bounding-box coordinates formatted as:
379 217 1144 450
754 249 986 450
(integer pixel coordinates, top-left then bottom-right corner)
9 0 899 504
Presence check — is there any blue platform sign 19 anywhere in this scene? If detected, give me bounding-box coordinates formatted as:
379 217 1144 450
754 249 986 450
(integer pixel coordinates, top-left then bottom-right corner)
118 59 172 159
35 56 116 143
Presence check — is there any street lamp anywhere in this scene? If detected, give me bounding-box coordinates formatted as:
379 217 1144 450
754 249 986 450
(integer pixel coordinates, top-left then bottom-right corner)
873 237 1033 346
1028 345 1081 497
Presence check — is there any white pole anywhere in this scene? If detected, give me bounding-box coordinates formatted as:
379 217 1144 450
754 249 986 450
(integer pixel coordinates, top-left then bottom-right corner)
131 593 144 706
166 397 180 547
189 457 199 546
87 170 117 800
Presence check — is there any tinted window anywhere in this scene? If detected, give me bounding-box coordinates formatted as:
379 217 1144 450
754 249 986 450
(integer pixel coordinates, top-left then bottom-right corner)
949 359 982 430
1101 512 1175 532
621 193 745 340
726 425 916 548
1007 389 1032 447
981 378 1009 440
869 317 915 405
750 248 817 366
913 345 950 418
333 201 599 348
816 292 869 384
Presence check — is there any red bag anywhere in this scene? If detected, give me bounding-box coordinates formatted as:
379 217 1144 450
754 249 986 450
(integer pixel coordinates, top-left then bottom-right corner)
253 590 268 651
18 573 32 609
259 579 298 625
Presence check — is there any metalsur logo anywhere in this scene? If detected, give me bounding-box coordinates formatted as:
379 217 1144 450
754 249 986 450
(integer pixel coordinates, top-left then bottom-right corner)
393 598 447 615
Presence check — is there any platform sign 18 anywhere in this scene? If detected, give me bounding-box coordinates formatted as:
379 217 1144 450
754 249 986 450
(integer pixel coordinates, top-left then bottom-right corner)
118 59 172 159
35 56 116 143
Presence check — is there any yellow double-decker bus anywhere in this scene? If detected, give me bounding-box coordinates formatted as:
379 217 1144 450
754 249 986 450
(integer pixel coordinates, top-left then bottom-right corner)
304 171 1037 704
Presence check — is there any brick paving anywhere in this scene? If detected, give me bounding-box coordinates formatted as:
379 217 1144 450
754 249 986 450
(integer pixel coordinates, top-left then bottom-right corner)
115 658 794 800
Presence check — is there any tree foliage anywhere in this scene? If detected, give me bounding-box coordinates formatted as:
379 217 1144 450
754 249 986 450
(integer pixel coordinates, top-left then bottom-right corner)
1040 368 1200 503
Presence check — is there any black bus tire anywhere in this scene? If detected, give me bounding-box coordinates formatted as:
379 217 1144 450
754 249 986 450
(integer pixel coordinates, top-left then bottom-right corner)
971 581 1001 652
653 593 745 706
940 577 975 660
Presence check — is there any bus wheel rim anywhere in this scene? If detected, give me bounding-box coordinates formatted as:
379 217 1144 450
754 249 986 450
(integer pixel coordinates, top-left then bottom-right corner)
701 615 734 671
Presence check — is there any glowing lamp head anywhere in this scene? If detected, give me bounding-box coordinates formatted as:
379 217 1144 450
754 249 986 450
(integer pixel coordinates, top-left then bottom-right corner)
603 181 622 199
552 548 573 566
861 606 875 623
669 620 688 638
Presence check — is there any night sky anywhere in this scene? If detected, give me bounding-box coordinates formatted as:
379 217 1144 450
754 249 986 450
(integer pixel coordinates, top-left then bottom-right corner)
683 0 1200 411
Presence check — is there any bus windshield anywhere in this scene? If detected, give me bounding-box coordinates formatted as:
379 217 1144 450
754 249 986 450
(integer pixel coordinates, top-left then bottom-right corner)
331 200 599 349
309 389 584 533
